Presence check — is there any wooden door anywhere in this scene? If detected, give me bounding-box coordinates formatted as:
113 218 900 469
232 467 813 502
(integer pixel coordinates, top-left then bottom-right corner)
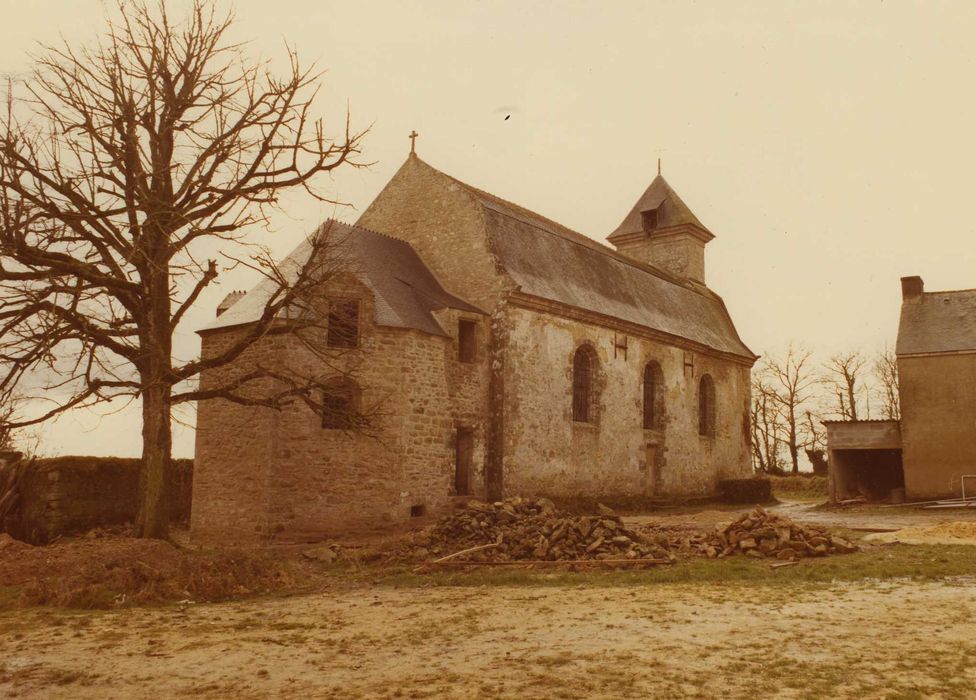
455 428 474 495
646 444 657 495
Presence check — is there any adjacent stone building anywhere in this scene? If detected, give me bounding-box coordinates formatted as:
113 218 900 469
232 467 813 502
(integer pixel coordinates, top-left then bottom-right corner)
826 276 976 502
896 276 976 499
192 153 756 541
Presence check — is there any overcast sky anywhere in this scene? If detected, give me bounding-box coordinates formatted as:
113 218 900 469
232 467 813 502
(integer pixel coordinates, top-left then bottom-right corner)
2 0 975 457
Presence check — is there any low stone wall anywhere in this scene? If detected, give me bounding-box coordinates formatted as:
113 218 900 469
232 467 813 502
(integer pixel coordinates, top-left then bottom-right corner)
13 457 192 544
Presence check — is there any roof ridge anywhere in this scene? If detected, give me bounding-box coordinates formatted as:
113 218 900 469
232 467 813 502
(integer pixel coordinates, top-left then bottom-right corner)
923 287 976 295
319 217 411 245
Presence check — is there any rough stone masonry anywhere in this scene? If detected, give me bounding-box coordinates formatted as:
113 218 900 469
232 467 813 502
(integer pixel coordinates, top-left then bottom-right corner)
192 152 756 542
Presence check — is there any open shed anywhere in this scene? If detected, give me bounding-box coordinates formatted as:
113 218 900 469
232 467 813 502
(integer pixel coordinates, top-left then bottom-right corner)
824 420 904 503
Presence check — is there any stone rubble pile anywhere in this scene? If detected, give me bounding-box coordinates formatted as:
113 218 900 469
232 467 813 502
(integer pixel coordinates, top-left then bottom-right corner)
405 498 675 563
674 506 858 560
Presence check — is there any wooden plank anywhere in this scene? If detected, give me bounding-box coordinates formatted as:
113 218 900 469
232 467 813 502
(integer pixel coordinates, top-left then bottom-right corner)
421 558 673 569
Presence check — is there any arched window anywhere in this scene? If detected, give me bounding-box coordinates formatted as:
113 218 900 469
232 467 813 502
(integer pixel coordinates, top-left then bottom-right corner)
321 378 362 430
572 345 597 423
643 361 665 430
698 374 716 437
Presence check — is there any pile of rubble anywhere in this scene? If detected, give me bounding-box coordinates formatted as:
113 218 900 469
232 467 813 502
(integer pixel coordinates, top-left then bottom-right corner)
398 498 674 564
385 501 858 567
673 506 858 560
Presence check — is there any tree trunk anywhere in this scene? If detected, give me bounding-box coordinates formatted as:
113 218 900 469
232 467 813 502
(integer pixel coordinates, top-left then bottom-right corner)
136 250 173 539
847 380 858 421
788 413 799 474
137 380 172 538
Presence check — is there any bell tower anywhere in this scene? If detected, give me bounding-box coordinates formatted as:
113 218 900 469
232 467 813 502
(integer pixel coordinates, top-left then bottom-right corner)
607 172 714 284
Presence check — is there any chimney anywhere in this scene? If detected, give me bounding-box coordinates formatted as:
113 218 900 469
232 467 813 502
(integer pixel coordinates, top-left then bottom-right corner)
216 290 246 317
900 276 924 302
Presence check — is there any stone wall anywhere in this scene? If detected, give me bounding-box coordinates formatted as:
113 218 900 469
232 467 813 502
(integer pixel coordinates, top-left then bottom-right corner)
192 283 490 543
14 457 192 544
500 303 752 499
899 353 976 499
191 326 286 541
356 155 512 312
615 230 707 284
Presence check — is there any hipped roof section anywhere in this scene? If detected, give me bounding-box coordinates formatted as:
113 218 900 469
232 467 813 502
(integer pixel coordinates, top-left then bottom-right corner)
199 220 483 337
410 157 754 361
897 288 976 356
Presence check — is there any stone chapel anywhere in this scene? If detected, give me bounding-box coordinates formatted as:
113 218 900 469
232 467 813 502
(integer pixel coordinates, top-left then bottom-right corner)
191 151 756 541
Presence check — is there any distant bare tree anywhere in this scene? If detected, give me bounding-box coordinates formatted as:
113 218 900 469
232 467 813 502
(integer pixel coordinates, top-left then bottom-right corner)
874 346 900 420
803 410 828 475
824 351 870 421
764 346 818 474
750 368 785 474
0 1 368 538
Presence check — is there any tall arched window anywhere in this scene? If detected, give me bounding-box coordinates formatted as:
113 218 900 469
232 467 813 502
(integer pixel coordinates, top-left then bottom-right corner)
698 374 716 437
643 361 665 430
572 345 597 423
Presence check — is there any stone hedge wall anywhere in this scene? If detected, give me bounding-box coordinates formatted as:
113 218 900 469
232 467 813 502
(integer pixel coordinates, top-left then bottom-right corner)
11 457 192 544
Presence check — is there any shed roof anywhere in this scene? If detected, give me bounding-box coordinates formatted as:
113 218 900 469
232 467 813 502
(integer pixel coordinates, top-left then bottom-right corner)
896 288 976 356
200 220 482 336
423 159 753 360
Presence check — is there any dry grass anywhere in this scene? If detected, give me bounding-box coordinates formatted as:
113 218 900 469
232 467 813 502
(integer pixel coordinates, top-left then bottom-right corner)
0 534 332 610
770 474 829 502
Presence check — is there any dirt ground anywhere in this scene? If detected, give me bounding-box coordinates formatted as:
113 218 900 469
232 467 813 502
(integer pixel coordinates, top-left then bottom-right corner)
628 500 976 532
4 502 976 699
2 578 975 699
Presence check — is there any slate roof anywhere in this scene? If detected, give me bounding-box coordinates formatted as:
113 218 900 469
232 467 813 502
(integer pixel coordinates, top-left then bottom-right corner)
426 160 754 361
608 174 712 241
200 220 483 336
896 288 976 356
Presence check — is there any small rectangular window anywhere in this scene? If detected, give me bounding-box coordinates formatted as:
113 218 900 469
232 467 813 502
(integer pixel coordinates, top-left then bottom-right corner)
458 319 477 363
322 382 358 430
327 300 359 348
641 208 658 232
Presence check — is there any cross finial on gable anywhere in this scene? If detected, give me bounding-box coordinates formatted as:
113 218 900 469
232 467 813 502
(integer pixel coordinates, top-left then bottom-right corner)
409 130 419 154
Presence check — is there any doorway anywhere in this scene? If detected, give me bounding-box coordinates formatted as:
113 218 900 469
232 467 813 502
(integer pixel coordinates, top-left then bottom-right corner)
455 427 474 495
645 444 657 495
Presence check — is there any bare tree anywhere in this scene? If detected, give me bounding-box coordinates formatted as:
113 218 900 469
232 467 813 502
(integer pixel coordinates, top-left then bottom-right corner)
874 346 900 420
764 346 818 474
0 1 368 537
823 351 869 421
750 368 785 474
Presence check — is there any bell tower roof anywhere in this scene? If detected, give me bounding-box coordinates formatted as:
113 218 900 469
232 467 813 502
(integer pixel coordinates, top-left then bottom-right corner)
607 174 712 244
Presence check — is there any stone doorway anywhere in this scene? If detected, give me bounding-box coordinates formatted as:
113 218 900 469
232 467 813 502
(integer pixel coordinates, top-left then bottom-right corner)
455 427 474 495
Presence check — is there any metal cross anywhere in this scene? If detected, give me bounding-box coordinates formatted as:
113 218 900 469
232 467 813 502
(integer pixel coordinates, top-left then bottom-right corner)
409 130 419 154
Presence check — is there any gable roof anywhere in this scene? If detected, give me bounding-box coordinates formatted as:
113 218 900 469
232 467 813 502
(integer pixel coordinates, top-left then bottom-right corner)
608 174 712 242
200 220 483 336
412 158 753 361
896 288 976 356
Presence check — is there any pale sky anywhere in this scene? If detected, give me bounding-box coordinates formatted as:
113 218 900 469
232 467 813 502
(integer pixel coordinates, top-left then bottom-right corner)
2 0 975 457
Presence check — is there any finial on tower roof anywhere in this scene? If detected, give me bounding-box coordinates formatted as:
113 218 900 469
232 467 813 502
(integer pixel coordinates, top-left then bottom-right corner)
409 130 419 155
657 157 661 176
